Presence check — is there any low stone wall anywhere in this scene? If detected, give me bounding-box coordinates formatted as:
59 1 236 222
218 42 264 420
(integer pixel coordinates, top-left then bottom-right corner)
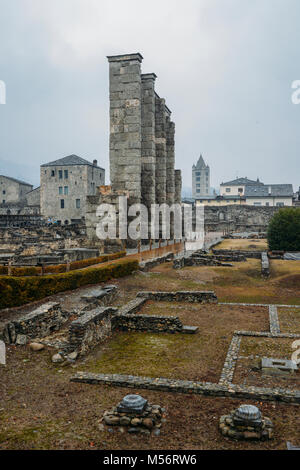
112 313 183 333
137 291 218 303
117 298 148 316
213 249 262 259
2 302 69 344
173 251 245 269
81 285 117 310
184 256 232 267
139 253 174 272
70 372 300 404
261 252 270 277
68 307 117 356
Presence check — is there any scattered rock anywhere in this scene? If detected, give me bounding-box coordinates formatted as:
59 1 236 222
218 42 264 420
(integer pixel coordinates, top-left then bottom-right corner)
16 334 27 345
29 343 45 352
52 353 64 363
103 415 120 426
120 417 131 426
143 418 154 429
67 351 78 361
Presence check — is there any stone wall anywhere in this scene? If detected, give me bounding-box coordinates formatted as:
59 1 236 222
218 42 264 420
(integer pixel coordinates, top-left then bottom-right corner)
141 73 156 211
139 253 174 272
105 53 180 243
174 170 182 205
107 53 143 203
212 249 263 259
2 302 69 344
202 205 278 233
112 313 183 333
137 291 217 303
68 307 117 356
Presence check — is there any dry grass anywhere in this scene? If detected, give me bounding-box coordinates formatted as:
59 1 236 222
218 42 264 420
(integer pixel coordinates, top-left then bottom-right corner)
278 308 300 334
234 337 300 389
82 303 268 384
215 238 268 251
0 346 299 450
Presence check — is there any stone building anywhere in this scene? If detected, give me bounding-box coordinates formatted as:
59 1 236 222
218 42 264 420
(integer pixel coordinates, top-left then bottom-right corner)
86 53 182 246
192 155 210 199
0 175 33 204
40 155 105 225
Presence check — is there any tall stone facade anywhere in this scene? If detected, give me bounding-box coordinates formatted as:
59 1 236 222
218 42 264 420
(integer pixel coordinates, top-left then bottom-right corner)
106 53 182 241
107 54 143 204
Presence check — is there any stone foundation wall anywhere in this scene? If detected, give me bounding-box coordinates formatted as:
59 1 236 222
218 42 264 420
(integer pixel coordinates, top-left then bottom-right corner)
212 249 262 259
112 313 183 333
139 253 174 271
2 302 69 344
68 307 117 356
137 290 217 303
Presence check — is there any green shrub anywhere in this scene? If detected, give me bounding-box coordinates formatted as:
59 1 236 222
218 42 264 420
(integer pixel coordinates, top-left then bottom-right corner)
0 258 138 309
268 207 300 251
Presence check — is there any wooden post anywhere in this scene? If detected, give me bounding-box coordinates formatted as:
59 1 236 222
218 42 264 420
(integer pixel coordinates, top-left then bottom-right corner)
138 240 141 254
149 239 152 251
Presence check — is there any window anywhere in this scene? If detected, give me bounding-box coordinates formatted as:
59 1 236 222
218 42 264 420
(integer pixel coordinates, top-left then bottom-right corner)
276 202 284 207
196 177 200 182
51 170 55 177
238 188 243 193
266 202 270 206
2 190 5 194
196 189 200 193
2 200 5 204
196 172 201 176
64 186 68 195
76 199 81 209
60 199 64 209
254 202 262 206
59 170 63 179
64 169 68 179
226 188 231 193
59 187 63 195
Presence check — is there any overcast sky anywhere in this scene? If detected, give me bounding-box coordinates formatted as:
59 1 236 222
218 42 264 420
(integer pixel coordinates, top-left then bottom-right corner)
0 0 299 191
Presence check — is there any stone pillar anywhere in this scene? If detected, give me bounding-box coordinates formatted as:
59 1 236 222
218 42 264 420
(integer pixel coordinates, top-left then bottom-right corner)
166 111 175 238
141 73 156 212
107 53 143 204
174 170 182 204
166 112 175 206
155 95 167 205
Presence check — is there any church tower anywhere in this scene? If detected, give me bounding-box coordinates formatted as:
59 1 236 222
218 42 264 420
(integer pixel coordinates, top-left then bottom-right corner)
192 155 210 199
